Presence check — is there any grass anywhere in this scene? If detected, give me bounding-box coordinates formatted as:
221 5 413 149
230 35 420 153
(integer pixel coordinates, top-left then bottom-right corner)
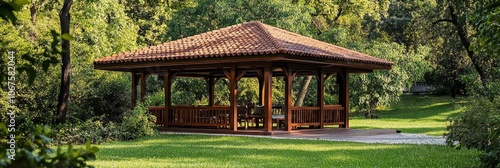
86 95 476 167
88 134 479 168
350 95 466 136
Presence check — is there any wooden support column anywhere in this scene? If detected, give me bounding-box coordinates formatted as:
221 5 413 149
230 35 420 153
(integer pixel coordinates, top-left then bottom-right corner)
131 71 139 109
338 69 349 128
258 77 264 105
317 69 325 129
164 70 171 127
207 75 215 106
140 72 148 103
264 65 273 133
284 67 293 131
229 67 238 131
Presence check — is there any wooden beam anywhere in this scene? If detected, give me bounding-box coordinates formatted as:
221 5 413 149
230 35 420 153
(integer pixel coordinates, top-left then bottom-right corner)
236 69 248 82
169 71 179 81
285 66 293 131
140 72 148 103
264 64 273 133
223 69 231 80
131 71 138 109
229 66 238 131
291 70 299 79
164 70 171 127
280 67 289 77
318 69 325 129
94 55 286 71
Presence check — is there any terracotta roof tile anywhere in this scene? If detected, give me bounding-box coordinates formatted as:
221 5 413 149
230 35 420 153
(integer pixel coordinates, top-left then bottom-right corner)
94 21 393 66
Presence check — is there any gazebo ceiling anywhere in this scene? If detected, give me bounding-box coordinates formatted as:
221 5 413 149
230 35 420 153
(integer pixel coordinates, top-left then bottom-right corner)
94 21 393 71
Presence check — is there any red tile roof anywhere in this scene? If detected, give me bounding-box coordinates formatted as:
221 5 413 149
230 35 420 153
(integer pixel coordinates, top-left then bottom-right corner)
94 21 393 66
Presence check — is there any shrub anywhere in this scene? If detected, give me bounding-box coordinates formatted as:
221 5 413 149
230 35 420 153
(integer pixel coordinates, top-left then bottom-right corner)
53 103 157 145
53 119 119 145
0 123 99 168
446 96 500 168
120 103 157 140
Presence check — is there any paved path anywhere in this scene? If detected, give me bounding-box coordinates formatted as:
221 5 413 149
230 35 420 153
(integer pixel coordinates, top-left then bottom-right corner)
163 129 447 145
271 129 446 145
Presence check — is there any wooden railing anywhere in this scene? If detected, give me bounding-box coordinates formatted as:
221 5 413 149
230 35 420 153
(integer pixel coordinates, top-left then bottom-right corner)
148 106 231 127
324 105 345 125
290 105 345 127
290 107 321 126
149 106 167 126
150 105 345 129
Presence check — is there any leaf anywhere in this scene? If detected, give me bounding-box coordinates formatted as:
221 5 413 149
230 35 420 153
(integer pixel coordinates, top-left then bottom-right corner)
62 33 75 41
10 0 30 10
0 4 17 23
42 60 51 72
0 0 29 23
18 67 37 85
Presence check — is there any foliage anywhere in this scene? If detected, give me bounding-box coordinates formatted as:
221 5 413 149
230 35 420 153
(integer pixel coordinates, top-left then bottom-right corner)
0 124 99 168
446 96 500 168
348 42 430 114
54 103 157 145
120 103 157 140
475 2 500 57
167 0 315 40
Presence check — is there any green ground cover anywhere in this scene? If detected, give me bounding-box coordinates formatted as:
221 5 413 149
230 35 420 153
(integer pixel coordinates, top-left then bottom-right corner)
89 134 478 167
350 95 465 136
87 95 477 167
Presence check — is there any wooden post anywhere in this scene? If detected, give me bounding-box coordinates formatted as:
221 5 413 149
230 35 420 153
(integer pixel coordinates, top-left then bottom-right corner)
317 69 325 129
285 67 293 131
140 72 147 103
338 69 349 128
164 70 170 127
208 75 215 106
264 65 273 133
131 71 138 109
229 66 238 131
258 77 264 105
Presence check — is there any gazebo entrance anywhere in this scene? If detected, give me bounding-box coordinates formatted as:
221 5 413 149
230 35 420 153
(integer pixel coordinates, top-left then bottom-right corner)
94 21 392 133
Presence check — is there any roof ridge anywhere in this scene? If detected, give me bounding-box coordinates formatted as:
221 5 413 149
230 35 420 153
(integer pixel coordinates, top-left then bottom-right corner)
253 21 285 53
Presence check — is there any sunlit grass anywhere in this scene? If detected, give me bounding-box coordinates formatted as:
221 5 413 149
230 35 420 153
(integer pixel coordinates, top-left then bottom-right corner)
350 95 466 136
89 134 479 168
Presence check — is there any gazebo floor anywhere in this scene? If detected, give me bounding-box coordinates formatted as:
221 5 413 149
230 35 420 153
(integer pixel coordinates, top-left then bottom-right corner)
157 126 351 136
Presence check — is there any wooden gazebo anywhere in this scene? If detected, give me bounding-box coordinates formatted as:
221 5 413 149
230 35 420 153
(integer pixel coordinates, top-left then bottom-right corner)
94 21 392 133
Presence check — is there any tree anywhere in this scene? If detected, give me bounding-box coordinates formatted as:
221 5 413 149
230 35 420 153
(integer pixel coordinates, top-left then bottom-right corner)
434 0 497 90
167 0 315 40
348 42 430 116
56 0 72 124
121 0 195 46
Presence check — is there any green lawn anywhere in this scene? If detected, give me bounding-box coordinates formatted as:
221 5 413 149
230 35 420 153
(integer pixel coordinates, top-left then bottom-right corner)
89 134 479 168
350 95 465 136
87 95 477 167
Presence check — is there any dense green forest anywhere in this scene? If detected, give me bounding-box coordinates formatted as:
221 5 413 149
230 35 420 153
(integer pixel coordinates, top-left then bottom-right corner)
0 0 499 167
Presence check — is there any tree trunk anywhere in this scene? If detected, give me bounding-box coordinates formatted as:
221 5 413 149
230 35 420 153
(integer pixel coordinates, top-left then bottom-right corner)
433 5 490 91
447 5 489 89
56 0 72 124
294 76 312 106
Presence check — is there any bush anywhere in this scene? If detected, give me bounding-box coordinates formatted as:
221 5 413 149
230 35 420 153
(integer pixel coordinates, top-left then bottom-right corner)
53 119 121 145
0 123 99 168
446 97 500 168
120 103 157 140
53 103 157 145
